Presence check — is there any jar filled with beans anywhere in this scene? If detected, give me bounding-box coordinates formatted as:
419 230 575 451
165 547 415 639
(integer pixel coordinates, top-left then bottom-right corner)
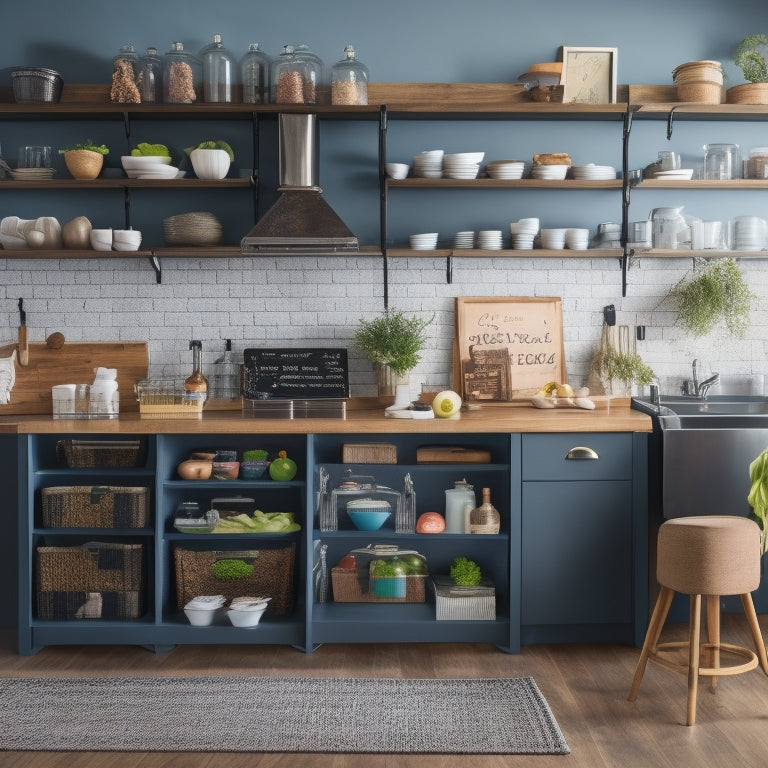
162 41 201 104
272 44 323 105
331 44 369 106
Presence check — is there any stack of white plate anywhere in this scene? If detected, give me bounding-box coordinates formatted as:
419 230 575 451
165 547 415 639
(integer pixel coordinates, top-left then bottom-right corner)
476 230 503 249
137 165 182 179
10 167 55 180
412 150 444 178
531 164 569 180
442 152 484 180
655 168 694 181
409 232 438 250
571 164 617 180
163 211 224 246
509 218 539 250
565 228 590 250
733 216 767 251
453 231 475 248
540 228 567 249
485 160 526 179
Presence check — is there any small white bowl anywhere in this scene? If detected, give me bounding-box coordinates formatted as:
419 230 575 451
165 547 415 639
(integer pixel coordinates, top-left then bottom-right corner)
184 606 221 626
121 155 172 170
190 148 231 180
90 229 112 251
112 229 142 251
386 162 409 180
136 164 179 179
226 603 268 627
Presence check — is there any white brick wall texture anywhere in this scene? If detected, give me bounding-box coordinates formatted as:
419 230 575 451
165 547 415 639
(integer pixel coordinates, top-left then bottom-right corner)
2 255 766 399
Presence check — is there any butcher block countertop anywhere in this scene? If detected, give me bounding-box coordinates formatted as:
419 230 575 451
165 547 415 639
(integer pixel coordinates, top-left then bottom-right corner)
0 398 652 435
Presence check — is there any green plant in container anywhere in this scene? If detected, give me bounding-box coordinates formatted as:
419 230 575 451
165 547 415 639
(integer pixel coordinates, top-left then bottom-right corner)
602 350 656 389
734 34 768 83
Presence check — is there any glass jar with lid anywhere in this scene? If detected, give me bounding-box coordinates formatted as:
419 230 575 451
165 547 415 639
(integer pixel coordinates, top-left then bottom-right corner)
293 44 324 104
111 44 140 104
200 33 236 103
331 44 369 105
271 45 305 104
162 41 201 104
137 46 162 104
241 43 270 104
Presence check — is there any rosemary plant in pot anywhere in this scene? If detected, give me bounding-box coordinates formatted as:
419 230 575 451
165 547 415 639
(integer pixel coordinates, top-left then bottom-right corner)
727 34 768 104
354 310 433 400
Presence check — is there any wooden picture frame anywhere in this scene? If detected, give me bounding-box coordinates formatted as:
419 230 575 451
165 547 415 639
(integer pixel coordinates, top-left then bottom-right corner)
453 297 565 404
560 46 618 104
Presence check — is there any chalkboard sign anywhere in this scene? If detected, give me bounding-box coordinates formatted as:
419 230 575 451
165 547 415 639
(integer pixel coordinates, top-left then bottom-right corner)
243 348 350 399
453 297 565 402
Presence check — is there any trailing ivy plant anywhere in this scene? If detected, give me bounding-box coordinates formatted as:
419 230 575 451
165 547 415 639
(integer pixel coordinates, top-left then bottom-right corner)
734 34 768 83
669 258 754 338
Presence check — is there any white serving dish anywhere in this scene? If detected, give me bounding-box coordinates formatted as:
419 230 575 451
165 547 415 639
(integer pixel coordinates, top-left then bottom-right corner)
121 155 172 170
226 599 269 627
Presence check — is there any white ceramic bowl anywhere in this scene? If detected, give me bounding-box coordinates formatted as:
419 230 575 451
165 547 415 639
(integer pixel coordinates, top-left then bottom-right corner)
190 148 231 180
90 228 112 251
112 229 142 251
121 155 172 170
226 603 268 627
386 162 409 180
184 606 221 626
136 164 179 179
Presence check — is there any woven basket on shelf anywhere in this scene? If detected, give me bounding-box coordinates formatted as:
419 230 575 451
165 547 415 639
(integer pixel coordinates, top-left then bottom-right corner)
726 82 768 105
672 60 723 86
676 81 724 104
41 486 149 528
63 149 104 180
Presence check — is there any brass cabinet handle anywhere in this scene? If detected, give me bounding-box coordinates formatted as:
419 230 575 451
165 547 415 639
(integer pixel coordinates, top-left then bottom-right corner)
565 446 599 460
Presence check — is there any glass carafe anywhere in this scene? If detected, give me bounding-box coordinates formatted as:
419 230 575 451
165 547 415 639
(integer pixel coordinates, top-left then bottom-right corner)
137 46 162 104
704 143 740 180
331 44 369 105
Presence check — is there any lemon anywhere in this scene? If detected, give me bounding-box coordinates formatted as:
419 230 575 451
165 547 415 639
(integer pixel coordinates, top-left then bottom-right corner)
432 390 462 418
555 383 575 398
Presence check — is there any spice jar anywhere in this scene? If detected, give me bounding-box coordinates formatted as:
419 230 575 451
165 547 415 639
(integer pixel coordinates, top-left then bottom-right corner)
162 41 201 104
331 44 369 105
111 44 140 104
200 33 236 103
241 43 270 104
137 46 162 104
747 147 768 179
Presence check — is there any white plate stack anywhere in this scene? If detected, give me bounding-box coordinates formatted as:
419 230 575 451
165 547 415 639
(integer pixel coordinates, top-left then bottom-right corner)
509 218 539 250
409 232 439 250
453 231 475 248
531 164 570 180
570 164 617 180
485 160 526 179
10 167 55 180
539 228 567 249
655 169 694 181
733 216 767 251
442 152 484 179
413 150 444 178
476 229 503 250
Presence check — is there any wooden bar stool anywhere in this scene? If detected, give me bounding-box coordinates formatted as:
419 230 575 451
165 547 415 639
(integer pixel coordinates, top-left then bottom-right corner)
628 515 768 725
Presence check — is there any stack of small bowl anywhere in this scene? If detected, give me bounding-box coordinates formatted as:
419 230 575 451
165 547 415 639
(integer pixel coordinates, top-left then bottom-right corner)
413 150 444 178
509 218 539 250
409 232 438 250
442 152 484 179
486 160 526 180
531 163 569 180
122 155 181 179
476 230 503 249
672 60 724 105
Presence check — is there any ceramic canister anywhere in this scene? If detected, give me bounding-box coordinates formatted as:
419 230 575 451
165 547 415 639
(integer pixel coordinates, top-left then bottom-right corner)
445 478 476 533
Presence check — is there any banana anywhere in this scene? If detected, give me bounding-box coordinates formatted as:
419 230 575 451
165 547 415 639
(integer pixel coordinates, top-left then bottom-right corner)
536 381 559 397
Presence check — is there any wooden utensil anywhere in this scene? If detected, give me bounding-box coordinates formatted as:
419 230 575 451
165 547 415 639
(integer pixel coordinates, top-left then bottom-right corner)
17 298 28 367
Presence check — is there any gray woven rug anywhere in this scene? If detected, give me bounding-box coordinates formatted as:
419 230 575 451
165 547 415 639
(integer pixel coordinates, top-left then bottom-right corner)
0 675 569 754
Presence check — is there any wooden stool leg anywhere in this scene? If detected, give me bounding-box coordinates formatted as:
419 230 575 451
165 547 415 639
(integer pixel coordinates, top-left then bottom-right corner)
629 585 675 702
706 594 720 690
740 593 768 676
687 594 702 726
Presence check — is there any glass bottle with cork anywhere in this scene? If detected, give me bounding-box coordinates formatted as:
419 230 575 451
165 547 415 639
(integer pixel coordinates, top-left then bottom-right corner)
184 340 208 404
469 487 500 534
331 44 369 105
241 43 270 104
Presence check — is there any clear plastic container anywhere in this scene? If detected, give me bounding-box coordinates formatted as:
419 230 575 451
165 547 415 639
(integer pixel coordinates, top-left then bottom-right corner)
137 46 162 104
331 44 369 105
162 42 201 104
241 43 270 104
200 33 236 103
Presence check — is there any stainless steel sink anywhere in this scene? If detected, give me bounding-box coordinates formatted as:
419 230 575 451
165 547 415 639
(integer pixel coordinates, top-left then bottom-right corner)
633 394 768 424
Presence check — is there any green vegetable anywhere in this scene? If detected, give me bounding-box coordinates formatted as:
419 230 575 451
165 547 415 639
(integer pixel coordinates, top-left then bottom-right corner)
184 139 235 162
370 558 407 578
211 510 300 533
243 449 269 462
210 559 253 580
450 556 482 586
749 448 768 555
58 140 109 155
130 142 170 157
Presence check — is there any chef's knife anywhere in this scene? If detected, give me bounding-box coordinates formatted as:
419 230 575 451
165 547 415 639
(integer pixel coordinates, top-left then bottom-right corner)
18 298 28 366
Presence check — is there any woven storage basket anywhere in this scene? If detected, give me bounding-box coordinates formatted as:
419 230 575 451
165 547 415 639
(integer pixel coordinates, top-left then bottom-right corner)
56 439 145 469
11 67 63 103
63 149 104 180
341 442 397 464
35 542 144 619
672 60 723 86
432 577 496 620
331 568 426 603
174 544 295 616
41 486 149 528
676 81 724 104
726 83 768 105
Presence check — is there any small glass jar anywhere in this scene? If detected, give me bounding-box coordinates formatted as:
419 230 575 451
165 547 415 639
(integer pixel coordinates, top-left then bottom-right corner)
137 46 162 104
200 33 236 103
162 41 201 104
331 44 369 105
241 43 270 104
747 147 768 179
111 44 140 104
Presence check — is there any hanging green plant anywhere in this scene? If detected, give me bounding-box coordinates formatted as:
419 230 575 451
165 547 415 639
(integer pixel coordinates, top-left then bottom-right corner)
602 350 655 388
669 258 754 338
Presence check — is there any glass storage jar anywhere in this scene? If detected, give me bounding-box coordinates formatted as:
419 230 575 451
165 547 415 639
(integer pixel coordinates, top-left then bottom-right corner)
293 44 324 104
111 44 140 104
271 45 305 104
200 33 236 103
331 44 369 105
137 46 162 104
162 41 201 104
747 147 768 179
241 43 270 104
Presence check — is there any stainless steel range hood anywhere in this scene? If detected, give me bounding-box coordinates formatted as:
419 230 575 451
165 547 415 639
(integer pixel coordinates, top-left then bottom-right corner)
241 113 359 255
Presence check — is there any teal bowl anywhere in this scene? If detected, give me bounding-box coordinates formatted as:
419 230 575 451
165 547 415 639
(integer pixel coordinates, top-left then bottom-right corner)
348 509 391 531
240 461 269 480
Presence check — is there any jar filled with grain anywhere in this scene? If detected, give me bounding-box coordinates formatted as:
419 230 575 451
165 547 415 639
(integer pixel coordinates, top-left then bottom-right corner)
292 45 324 105
137 46 162 104
200 34 236 103
747 147 768 179
162 42 201 104
241 43 270 104
272 45 305 104
111 44 140 104
331 44 369 106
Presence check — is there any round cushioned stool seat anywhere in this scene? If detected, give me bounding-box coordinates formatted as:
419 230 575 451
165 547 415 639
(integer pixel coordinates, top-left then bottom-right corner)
658 515 760 595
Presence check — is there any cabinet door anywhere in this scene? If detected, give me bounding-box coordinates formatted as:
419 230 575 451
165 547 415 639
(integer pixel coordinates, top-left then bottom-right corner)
522 480 632 625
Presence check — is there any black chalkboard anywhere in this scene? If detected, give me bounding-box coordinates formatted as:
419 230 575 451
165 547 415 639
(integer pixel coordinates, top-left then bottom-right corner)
243 348 350 399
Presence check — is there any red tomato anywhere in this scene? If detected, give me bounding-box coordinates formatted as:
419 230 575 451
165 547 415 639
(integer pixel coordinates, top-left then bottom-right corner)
337 555 357 570
416 512 446 534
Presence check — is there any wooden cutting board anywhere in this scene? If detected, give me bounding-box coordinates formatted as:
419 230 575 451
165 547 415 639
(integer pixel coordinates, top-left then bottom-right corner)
0 341 148 414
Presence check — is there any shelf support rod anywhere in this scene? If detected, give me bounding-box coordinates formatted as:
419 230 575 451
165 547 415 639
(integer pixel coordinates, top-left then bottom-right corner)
250 112 260 223
620 106 639 297
121 111 131 144
446 256 453 284
666 106 680 141
379 105 389 310
148 255 161 283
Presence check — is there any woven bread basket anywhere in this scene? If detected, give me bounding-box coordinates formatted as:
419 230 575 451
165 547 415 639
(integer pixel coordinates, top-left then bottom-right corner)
673 60 723 86
63 149 104 180
726 82 768 105
677 81 724 104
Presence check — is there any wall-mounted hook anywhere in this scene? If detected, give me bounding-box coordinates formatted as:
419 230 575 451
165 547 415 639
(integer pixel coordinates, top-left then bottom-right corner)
666 106 680 141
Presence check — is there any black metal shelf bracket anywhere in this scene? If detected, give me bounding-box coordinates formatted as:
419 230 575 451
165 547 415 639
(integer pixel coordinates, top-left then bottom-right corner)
667 106 680 141
148 255 161 283
379 105 389 309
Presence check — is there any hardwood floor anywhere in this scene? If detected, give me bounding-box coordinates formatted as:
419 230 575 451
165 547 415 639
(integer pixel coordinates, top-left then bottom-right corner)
3 617 768 768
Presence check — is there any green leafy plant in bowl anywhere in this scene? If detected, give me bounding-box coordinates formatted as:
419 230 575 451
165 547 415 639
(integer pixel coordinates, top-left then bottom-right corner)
59 140 109 180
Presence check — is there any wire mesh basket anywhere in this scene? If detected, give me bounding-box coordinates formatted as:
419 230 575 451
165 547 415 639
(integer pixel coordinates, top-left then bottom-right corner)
12 67 63 103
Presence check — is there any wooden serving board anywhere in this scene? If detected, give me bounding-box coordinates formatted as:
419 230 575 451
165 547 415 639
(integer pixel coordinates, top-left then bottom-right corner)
0 341 148 414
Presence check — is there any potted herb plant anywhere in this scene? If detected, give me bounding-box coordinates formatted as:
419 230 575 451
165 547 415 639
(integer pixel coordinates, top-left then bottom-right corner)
668 257 754 338
184 139 234 179
354 310 433 397
59 140 109 179
727 34 768 104
602 349 655 397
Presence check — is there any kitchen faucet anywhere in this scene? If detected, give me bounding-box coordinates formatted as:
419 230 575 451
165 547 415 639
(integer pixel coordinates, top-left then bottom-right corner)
681 359 720 399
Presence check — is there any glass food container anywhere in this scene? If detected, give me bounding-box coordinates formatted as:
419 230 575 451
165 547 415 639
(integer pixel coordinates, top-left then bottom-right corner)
162 41 201 104
241 43 270 104
271 45 303 104
331 44 369 105
137 46 162 104
111 44 140 104
293 44 324 104
200 33 236 103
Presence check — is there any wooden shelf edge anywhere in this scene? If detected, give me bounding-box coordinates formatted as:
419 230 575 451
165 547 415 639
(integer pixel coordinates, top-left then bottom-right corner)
629 249 768 259
386 248 622 258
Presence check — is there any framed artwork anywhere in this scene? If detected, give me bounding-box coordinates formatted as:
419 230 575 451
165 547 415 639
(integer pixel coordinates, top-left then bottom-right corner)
453 297 565 403
560 46 618 104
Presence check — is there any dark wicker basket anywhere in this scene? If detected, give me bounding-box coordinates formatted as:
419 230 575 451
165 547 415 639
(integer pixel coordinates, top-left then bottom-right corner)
12 67 63 104
41 486 150 528
56 439 144 469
